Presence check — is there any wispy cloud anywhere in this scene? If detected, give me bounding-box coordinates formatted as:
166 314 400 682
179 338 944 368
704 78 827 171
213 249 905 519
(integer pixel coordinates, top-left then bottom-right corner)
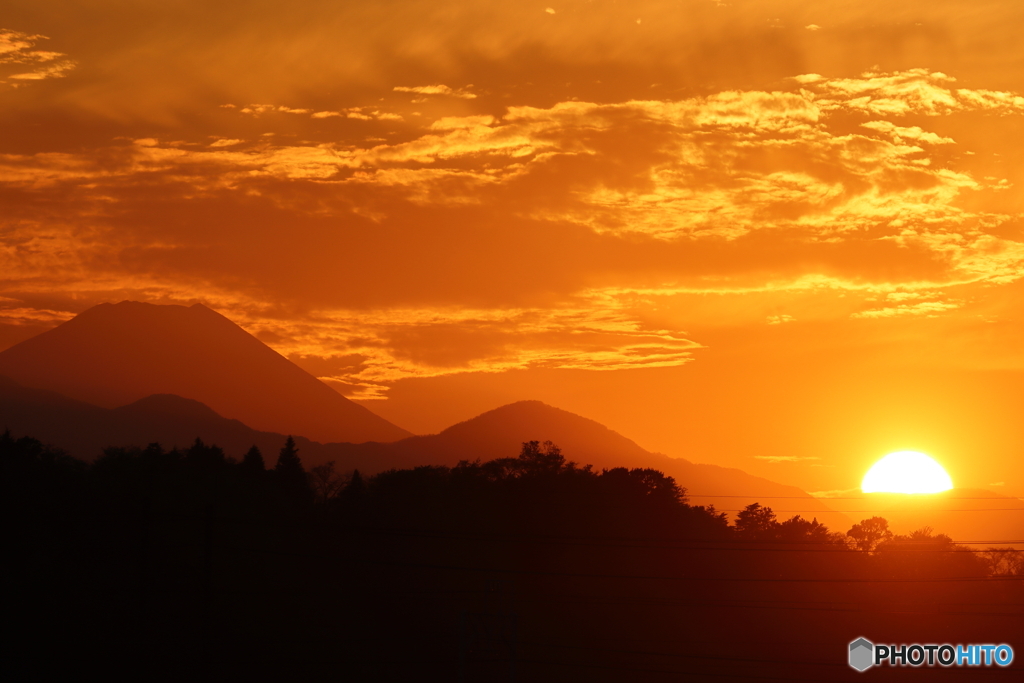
3 68 1024 394
809 488 861 498
246 299 701 398
0 29 76 85
797 69 1024 116
229 104 403 122
754 455 822 463
852 300 962 319
393 84 476 99
237 104 311 115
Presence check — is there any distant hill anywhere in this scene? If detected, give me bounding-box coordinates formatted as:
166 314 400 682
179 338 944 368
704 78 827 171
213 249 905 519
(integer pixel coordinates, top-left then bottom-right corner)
353 401 855 530
0 375 309 460
0 301 409 444
0 382 852 531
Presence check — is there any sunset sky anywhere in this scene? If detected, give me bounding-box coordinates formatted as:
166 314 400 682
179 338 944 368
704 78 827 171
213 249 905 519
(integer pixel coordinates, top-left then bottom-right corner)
3 1 1024 497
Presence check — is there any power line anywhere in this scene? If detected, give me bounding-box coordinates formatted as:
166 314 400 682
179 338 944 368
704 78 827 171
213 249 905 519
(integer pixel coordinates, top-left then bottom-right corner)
689 494 1024 500
349 526 1024 553
217 585 1024 611
513 594 1024 617
159 510 1024 545
66 511 1024 552
346 525 1024 546
224 544 1024 582
714 508 1024 512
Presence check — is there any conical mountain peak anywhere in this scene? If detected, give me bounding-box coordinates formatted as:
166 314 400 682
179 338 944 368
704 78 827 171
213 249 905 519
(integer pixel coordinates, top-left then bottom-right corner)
0 301 409 444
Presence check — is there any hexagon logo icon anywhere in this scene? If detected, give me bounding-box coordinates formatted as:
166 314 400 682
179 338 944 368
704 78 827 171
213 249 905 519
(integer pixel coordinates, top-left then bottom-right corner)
849 637 874 672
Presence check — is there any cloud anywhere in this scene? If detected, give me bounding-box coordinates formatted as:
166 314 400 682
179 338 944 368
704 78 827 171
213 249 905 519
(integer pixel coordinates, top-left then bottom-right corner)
0 301 74 325
9 61 77 81
237 104 311 116
429 115 496 130
754 455 822 463
852 299 961 319
797 69 1024 116
233 300 701 397
5 69 1024 294
3 66 1024 394
0 29 76 85
4 70 1023 257
809 488 861 498
230 104 403 122
393 84 476 99
859 121 955 145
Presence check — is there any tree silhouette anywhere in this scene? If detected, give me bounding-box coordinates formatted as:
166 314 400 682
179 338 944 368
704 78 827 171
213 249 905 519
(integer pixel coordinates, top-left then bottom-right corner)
241 445 265 473
601 467 686 505
341 468 366 500
874 527 987 579
185 437 226 471
846 516 893 551
308 460 346 506
517 440 566 475
777 515 844 544
979 547 1024 576
274 436 311 507
275 436 300 471
735 503 778 540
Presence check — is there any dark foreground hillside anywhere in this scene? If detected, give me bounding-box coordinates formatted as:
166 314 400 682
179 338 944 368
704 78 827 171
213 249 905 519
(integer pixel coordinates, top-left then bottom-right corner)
3 432 1021 682
0 378 852 530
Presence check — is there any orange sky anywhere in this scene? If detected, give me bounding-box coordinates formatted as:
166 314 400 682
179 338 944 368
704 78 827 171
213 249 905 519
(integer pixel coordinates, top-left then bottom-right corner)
3 1 1024 497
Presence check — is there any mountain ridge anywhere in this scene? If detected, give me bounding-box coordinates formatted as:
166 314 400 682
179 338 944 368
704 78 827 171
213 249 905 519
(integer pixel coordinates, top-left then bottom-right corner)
0 301 409 444
0 377 853 530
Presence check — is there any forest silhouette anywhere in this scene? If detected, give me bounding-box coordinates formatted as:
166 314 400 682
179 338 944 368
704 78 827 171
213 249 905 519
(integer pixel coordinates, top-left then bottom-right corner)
3 431 1021 682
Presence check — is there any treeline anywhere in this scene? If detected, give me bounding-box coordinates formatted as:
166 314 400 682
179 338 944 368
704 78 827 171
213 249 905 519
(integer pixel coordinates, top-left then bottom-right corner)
3 430 1021 682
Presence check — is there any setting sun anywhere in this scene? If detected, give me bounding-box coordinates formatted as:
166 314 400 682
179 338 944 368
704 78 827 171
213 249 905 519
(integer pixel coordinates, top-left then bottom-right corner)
861 451 954 494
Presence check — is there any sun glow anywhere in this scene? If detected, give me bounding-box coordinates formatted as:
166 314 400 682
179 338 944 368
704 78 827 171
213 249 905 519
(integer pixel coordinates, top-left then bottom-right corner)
861 451 954 494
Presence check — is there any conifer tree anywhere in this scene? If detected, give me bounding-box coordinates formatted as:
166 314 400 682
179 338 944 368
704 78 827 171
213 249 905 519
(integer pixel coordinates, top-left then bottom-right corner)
186 437 225 468
275 436 300 472
241 445 265 472
346 468 365 497
274 436 311 507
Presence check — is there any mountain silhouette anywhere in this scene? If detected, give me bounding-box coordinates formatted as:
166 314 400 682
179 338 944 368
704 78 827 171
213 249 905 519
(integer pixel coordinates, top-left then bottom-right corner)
366 400 854 530
0 381 852 530
0 301 409 444
0 375 306 460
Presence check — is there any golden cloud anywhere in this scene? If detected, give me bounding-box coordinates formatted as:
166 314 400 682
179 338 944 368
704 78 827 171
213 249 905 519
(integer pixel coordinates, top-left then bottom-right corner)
393 84 476 99
226 299 702 398
799 69 1024 116
3 68 1024 392
0 29 76 85
754 455 822 462
851 300 962 319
